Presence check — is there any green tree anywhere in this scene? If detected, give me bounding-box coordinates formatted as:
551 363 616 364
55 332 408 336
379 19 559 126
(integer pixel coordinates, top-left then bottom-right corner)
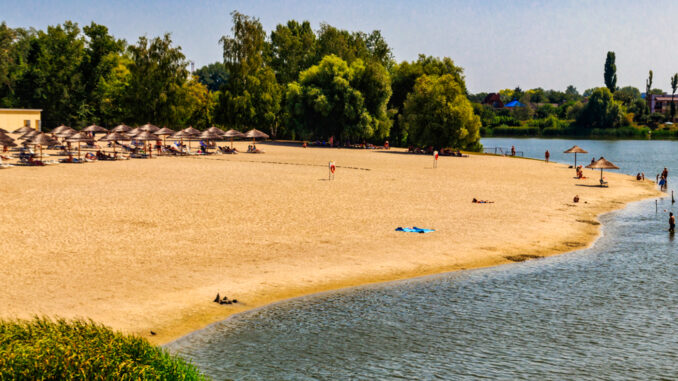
388 55 466 145
565 85 580 101
401 74 481 150
217 11 281 133
604 51 617 92
220 11 266 86
576 87 623 129
614 86 641 107
285 55 391 141
193 62 229 92
646 70 653 113
269 20 316 84
124 34 188 127
15 21 86 128
671 73 677 120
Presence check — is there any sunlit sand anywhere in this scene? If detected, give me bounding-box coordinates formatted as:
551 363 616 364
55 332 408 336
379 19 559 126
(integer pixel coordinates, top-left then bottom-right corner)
0 140 661 344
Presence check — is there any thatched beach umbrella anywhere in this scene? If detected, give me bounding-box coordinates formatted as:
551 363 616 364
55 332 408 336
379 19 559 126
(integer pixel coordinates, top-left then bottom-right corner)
0 133 15 151
111 124 132 133
244 128 269 144
128 127 142 136
182 126 201 136
66 132 95 160
564 145 588 168
0 128 7 133
133 131 158 158
18 129 39 140
223 129 245 148
586 157 619 185
52 124 70 134
13 126 34 134
140 123 160 133
54 128 76 139
27 133 57 161
99 132 131 156
154 127 175 146
83 124 108 134
206 126 225 136
198 130 223 153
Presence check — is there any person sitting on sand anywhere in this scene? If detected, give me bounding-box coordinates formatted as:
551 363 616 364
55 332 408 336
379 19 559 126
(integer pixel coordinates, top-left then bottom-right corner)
472 198 494 204
637 173 642 181
573 195 580 203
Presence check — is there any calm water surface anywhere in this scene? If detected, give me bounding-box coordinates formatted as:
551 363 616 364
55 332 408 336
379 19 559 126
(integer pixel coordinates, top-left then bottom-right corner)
167 139 678 380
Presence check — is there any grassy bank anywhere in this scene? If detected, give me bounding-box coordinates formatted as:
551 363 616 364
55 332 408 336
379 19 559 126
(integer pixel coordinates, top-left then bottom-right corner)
0 318 206 380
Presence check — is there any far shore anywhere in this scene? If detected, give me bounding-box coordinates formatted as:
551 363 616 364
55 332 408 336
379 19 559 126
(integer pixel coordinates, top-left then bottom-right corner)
0 140 663 344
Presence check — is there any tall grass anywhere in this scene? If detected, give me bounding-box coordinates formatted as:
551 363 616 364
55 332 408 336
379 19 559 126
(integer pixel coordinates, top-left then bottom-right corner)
0 317 207 380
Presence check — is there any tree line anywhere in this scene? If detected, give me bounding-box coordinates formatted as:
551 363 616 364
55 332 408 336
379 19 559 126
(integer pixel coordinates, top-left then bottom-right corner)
470 51 678 138
0 12 481 150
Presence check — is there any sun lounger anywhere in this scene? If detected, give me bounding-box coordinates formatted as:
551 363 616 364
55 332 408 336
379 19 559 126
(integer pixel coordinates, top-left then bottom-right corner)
600 179 608 187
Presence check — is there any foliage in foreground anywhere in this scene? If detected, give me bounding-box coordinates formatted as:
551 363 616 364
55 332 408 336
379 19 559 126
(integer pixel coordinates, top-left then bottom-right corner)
0 317 206 380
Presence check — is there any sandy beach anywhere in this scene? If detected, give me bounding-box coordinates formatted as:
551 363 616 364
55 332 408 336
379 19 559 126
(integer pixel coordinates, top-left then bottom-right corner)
0 140 662 344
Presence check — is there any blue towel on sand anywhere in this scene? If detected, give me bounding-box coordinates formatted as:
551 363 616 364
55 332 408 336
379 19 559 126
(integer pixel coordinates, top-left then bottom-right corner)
395 226 435 233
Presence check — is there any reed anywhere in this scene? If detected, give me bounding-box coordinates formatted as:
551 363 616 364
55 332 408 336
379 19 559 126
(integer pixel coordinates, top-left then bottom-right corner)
0 317 207 380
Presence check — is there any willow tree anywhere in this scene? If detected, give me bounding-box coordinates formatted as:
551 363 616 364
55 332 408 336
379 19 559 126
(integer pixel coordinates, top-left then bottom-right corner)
285 54 391 141
401 74 481 151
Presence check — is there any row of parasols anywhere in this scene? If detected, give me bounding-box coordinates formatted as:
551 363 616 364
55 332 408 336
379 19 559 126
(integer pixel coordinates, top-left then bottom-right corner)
0 123 270 161
564 145 619 184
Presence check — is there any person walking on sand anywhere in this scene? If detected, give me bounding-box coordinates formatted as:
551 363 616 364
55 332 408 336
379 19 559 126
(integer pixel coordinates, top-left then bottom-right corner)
670 212 675 233
545 150 550 163
511 145 516 156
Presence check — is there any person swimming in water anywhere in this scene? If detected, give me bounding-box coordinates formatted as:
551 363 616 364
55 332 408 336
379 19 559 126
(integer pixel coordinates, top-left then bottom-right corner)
670 212 675 233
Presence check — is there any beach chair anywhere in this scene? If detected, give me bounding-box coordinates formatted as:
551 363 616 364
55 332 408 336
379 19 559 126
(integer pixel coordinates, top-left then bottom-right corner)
600 178 608 187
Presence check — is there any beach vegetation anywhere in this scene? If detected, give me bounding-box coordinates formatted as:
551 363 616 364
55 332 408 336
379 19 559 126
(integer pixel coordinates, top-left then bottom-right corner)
0 317 206 380
402 74 481 150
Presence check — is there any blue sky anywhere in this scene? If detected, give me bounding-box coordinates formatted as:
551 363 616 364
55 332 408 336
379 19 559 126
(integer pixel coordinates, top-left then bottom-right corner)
3 0 678 94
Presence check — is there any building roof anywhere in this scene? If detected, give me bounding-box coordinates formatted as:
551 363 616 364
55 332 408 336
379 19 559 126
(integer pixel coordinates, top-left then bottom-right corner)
0 108 43 112
504 100 526 107
653 96 678 102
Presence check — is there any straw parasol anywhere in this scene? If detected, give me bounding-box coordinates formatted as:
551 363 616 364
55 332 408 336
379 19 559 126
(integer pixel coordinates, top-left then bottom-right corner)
198 130 223 153
13 126 34 134
83 124 109 133
586 157 619 185
18 129 40 140
182 126 201 136
132 131 158 158
206 126 225 136
154 127 175 146
52 124 70 134
564 145 588 168
244 128 269 144
54 128 77 139
66 132 95 160
111 124 132 133
27 133 57 161
0 133 15 150
223 129 245 148
99 132 131 156
128 127 142 136
140 123 160 133
0 128 7 133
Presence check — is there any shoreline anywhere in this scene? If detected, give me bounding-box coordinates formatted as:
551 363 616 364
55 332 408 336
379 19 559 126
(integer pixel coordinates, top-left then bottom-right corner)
0 143 663 346
161 187 664 346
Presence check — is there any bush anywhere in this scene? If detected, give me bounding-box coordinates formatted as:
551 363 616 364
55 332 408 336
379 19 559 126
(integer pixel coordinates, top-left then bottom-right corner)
491 124 539 136
0 318 206 380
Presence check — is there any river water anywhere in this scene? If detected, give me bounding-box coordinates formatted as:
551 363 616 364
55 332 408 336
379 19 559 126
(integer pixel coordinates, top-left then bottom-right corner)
166 138 677 380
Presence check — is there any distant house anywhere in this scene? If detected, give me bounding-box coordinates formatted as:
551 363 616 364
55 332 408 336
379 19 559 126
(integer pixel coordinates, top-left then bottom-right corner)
0 108 42 132
504 100 526 108
649 94 678 114
482 93 504 108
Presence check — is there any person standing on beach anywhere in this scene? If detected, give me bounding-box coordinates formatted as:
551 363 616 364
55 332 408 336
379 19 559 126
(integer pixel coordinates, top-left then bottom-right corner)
670 212 675 233
511 146 516 156
662 167 668 181
545 150 550 163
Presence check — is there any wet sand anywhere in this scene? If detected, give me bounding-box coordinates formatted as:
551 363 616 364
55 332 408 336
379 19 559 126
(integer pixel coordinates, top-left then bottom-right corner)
0 140 662 344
